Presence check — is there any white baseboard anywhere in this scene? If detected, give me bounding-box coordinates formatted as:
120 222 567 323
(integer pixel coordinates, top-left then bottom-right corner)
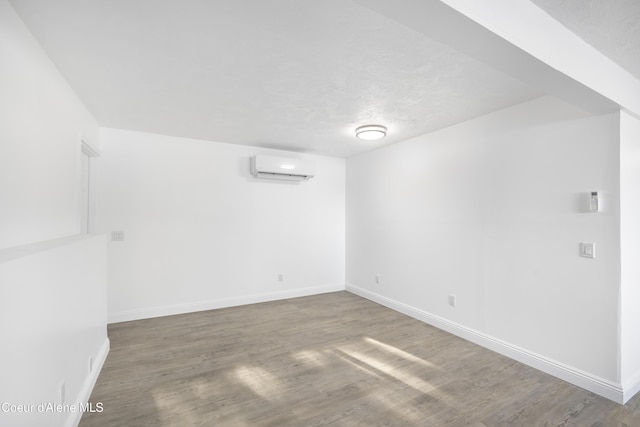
346 283 627 404
66 337 110 427
623 371 640 404
108 284 346 324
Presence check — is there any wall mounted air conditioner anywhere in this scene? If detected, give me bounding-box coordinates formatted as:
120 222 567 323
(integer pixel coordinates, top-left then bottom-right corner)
250 155 315 181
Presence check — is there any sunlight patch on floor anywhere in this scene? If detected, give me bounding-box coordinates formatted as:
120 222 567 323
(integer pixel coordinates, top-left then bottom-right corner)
293 349 327 367
186 377 215 400
233 365 281 400
329 349 385 380
364 337 440 369
151 387 199 426
370 392 426 423
338 347 447 399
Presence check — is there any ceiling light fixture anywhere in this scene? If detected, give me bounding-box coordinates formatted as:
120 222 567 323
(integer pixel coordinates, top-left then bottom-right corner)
355 125 387 140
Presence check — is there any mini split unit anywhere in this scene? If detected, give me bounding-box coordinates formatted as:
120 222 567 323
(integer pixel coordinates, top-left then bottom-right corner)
250 155 315 181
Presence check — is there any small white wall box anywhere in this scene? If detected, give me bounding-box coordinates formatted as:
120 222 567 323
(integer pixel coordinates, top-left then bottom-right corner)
590 191 599 212
250 155 315 181
580 242 596 258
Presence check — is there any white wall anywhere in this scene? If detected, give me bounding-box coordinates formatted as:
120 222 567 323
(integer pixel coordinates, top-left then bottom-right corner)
97 128 345 322
0 0 100 250
620 110 640 399
347 96 623 399
0 2 107 426
0 236 108 427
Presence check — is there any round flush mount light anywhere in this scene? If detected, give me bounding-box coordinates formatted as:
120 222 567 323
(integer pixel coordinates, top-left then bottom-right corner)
355 124 387 140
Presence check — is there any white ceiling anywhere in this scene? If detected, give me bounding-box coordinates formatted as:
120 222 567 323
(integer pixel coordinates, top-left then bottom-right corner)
8 0 638 157
532 0 640 80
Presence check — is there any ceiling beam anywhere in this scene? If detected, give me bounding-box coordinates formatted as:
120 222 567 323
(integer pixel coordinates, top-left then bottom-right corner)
356 0 640 118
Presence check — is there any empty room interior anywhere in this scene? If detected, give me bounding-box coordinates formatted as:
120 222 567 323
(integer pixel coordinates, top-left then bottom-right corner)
2 0 640 426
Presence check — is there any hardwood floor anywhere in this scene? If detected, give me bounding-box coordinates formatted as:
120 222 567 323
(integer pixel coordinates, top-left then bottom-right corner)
81 292 640 426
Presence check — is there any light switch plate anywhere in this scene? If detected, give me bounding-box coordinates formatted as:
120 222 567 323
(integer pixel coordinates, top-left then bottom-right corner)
580 242 595 258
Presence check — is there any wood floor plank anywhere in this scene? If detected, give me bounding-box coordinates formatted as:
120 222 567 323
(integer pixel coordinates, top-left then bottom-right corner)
81 292 640 426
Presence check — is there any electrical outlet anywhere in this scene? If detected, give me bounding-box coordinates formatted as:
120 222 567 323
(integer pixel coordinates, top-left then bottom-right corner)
111 231 125 241
448 294 456 307
278 274 284 282
375 275 380 284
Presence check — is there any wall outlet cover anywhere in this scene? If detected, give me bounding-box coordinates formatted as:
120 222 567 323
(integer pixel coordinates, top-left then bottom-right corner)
111 231 125 241
448 294 456 307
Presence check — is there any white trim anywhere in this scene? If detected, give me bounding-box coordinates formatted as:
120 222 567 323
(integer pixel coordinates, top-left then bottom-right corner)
81 139 101 157
346 283 626 404
65 337 110 427
108 284 346 323
622 371 640 404
77 138 100 234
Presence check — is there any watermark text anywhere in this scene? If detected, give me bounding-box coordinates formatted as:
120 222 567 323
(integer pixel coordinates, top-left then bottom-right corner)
1 401 103 414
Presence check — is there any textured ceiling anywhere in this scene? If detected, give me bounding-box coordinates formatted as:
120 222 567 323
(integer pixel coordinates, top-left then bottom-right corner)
9 0 545 157
531 0 640 80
